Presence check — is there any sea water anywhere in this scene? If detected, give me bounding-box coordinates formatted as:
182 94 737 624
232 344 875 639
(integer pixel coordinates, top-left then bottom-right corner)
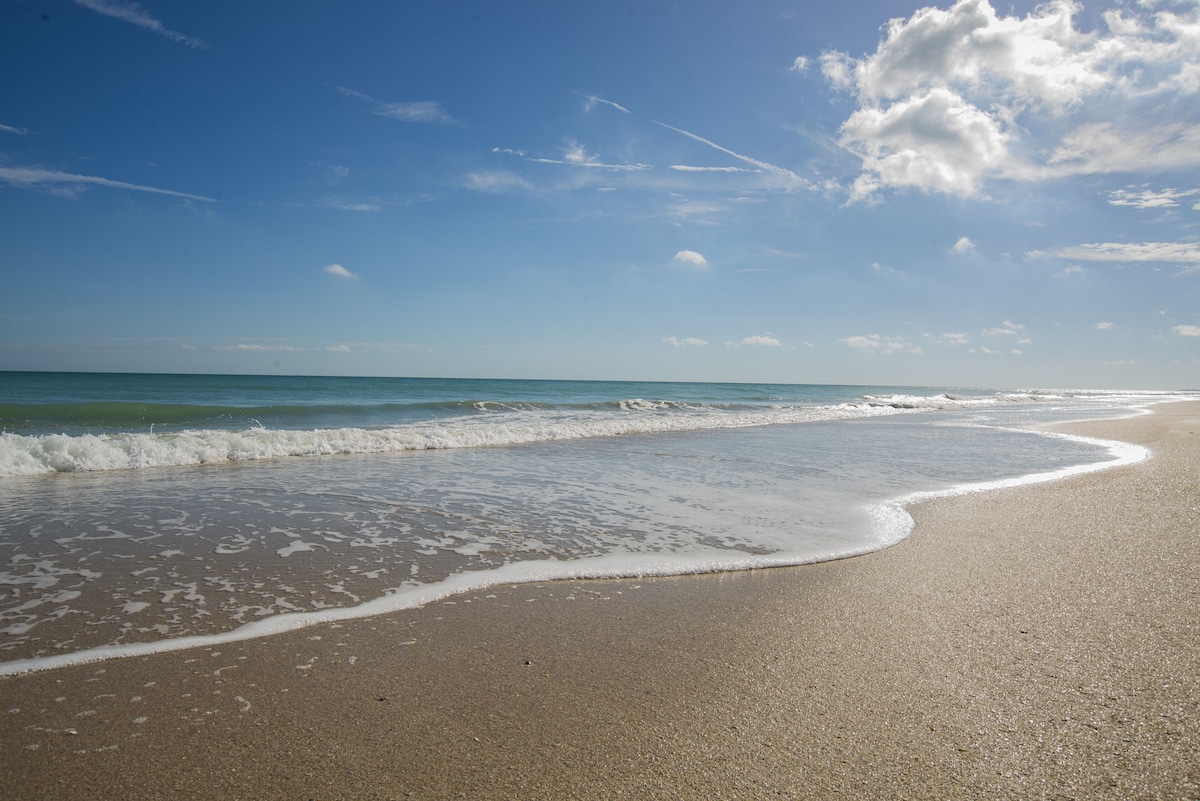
0 372 1190 673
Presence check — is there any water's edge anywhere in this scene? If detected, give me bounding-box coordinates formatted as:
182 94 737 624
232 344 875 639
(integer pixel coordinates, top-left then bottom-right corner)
0 406 1157 677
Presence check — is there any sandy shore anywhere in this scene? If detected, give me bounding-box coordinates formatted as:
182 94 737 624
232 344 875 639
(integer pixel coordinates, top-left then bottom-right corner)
3 402 1198 800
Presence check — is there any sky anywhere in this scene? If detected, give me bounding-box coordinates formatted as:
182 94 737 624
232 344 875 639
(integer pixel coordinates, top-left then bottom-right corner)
1 0 1198 389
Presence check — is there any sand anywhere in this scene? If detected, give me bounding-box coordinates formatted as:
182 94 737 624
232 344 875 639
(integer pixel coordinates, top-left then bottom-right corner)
2 401 1198 800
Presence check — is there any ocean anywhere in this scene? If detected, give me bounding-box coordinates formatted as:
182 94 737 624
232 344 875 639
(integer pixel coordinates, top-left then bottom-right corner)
0 372 1190 675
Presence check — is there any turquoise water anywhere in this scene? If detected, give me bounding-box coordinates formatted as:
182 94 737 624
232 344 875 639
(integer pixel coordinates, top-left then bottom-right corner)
0 372 1190 673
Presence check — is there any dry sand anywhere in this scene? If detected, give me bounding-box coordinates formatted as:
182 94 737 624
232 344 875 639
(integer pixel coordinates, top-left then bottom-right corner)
2 402 1198 800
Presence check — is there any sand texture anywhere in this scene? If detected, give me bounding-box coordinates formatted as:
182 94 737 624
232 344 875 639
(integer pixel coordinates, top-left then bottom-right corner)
2 402 1198 799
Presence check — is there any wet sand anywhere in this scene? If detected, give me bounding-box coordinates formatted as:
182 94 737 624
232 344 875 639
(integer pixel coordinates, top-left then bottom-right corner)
2 401 1198 800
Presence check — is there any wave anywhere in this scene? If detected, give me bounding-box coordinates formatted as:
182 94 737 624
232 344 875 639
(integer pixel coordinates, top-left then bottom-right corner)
0 401 907 477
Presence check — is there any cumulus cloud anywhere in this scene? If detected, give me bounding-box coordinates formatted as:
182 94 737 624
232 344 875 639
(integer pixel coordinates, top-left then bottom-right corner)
822 0 1200 200
1094 321 1115 330
952 236 976 253
663 336 709 347
673 250 709 268
1174 324 1200 336
0 165 214 201
1051 242 1200 265
323 263 357 279
73 0 208 48
842 334 920 354
790 56 810 73
338 86 458 125
740 335 782 347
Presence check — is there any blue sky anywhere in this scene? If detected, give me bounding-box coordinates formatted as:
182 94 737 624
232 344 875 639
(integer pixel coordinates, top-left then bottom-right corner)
1 0 1198 388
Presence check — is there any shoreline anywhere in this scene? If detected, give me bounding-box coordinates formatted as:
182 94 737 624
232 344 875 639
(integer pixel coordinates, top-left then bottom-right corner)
3 401 1198 798
0 404 1151 678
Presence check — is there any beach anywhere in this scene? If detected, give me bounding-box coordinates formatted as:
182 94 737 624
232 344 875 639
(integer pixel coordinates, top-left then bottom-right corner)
2 400 1197 799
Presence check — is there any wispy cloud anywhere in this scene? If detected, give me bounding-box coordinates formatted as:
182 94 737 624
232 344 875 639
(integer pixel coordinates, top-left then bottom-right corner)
982 320 1031 345
790 56 810 73
842 334 920 354
578 93 631 114
0 165 214 201
1094 321 1115 330
323 263 357 279
672 250 709 269
653 122 809 189
669 165 757 173
319 197 381 212
939 332 971 345
529 140 650 171
663 336 708 347
0 123 29 135
214 343 303 352
464 169 533 193
73 0 208 49
1108 186 1200 209
337 86 458 125
1051 242 1200 265
1173 325 1200 337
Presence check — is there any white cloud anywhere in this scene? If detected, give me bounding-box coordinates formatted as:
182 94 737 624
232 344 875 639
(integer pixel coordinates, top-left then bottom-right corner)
326 345 352 353
1174 325 1200 336
663 336 708 347
729 333 787 345
323 263 357 279
464 170 532 193
952 236 976 253
1046 122 1200 176
983 320 1027 337
842 334 919 354
1108 186 1200 209
790 56 810 73
0 165 214 201
579 94 631 114
673 250 709 268
215 344 302 352
530 141 650 171
823 0 1200 200
940 332 971 345
839 87 1011 199
1051 242 1200 264
1094 321 1115 330
338 87 458 125
73 0 208 48
0 123 29 135
319 197 381 212
653 122 810 189
669 165 757 173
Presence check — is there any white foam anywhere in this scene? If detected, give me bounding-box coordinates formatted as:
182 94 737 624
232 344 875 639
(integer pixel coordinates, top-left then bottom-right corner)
0 402 906 477
867 430 1148 549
